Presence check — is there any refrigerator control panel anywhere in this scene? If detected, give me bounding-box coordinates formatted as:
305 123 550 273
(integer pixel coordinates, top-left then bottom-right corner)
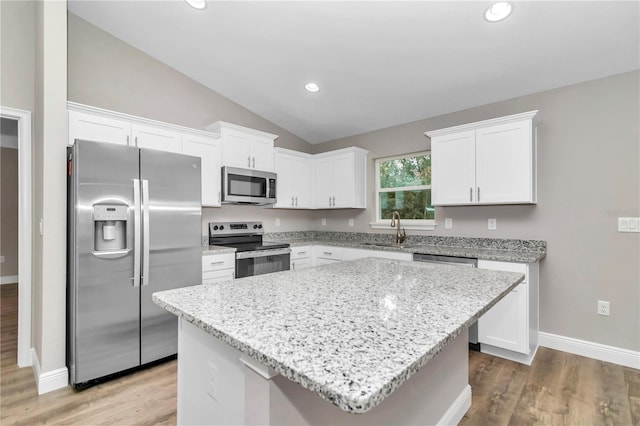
93 205 128 221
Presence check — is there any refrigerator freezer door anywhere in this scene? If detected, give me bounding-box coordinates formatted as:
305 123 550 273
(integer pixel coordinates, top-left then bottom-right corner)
68 141 141 384
139 148 202 364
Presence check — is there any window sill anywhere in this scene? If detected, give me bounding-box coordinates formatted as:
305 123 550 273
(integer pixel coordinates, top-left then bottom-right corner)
369 221 436 231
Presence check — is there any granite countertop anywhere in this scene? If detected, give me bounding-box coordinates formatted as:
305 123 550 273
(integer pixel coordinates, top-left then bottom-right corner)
272 238 545 263
153 258 524 413
202 245 236 255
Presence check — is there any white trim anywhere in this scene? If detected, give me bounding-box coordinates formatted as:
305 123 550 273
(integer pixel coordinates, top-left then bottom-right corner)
31 348 68 394
67 101 221 139
437 384 472 426
425 110 540 138
369 221 436 231
539 332 640 370
0 275 19 285
0 106 32 368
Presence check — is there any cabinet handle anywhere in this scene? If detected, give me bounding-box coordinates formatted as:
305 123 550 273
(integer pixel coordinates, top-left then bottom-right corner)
298 251 307 255
295 196 298 207
470 187 473 202
291 196 295 206
323 251 332 255
477 187 480 202
292 261 296 270
252 157 255 168
248 156 251 167
332 196 336 206
127 135 130 145
329 196 332 206
135 136 138 146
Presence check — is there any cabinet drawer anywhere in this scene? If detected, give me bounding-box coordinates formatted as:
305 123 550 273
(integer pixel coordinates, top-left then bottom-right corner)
291 246 312 259
291 258 313 270
314 246 343 260
202 253 235 272
203 268 235 284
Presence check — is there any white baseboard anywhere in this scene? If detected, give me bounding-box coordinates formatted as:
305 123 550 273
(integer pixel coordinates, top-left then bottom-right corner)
438 384 472 426
0 275 19 285
539 332 640 370
31 348 68 394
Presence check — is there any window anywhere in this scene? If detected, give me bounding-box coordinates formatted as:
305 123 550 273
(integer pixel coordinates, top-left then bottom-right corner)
371 152 435 230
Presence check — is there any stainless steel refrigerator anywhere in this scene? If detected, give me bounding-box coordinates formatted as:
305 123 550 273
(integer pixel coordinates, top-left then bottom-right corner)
67 140 201 387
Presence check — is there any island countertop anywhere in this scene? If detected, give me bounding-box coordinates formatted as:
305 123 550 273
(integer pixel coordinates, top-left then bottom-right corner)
153 258 524 413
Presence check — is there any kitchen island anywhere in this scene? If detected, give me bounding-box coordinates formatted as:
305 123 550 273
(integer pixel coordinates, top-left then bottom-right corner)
153 258 524 425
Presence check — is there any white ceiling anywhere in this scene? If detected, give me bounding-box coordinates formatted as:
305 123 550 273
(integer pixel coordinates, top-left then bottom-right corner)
68 1 639 144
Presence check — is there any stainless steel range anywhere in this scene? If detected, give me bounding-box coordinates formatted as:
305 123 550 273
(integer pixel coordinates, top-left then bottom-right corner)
209 221 290 278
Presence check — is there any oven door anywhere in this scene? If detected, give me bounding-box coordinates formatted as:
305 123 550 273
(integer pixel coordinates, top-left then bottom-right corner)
235 248 291 278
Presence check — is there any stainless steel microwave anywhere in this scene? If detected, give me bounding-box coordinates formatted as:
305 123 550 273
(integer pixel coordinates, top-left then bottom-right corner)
221 166 277 205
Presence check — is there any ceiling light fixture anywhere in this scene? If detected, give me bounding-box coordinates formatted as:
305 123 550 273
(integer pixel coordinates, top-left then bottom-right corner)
304 82 320 93
185 0 206 10
484 2 513 22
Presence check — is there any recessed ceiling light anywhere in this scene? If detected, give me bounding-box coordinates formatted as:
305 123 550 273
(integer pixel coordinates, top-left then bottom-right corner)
304 82 320 93
484 2 513 22
185 0 206 10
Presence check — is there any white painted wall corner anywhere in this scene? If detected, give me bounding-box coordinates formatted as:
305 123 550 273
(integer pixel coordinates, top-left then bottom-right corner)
31 348 68 394
539 332 640 370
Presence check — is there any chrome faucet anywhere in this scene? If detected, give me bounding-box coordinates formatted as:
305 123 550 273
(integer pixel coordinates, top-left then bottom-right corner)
390 211 407 244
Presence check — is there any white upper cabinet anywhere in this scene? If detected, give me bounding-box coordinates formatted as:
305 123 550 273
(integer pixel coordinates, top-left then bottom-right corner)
274 148 312 209
314 147 368 209
68 110 131 146
426 111 539 206
68 103 222 207
182 134 222 207
206 121 277 172
131 123 182 153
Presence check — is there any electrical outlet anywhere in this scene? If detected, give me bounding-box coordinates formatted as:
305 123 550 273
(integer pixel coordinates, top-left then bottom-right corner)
488 218 497 230
618 217 640 232
444 218 453 229
207 361 218 401
597 300 610 316
275 218 281 227
348 218 354 227
321 218 326 226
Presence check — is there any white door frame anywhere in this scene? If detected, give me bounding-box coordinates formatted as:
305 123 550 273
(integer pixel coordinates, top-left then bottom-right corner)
1 106 32 367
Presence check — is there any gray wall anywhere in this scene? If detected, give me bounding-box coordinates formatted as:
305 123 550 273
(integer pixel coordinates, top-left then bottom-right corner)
312 71 640 352
0 0 36 113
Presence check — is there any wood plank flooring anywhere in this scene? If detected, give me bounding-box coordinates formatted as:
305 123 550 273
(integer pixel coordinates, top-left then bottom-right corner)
1 282 638 425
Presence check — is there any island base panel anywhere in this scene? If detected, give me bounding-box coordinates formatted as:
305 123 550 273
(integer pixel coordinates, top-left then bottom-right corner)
177 318 471 425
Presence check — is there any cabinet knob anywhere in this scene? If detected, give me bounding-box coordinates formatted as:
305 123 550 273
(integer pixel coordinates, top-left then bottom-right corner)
248 156 251 167
477 187 480 202
252 157 255 168
470 187 473 202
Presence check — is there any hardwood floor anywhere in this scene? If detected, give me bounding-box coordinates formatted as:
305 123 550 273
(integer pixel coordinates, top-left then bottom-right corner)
1 282 638 425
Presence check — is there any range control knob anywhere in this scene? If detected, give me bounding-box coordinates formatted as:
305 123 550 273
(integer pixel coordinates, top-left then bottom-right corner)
219 225 224 230
253 224 258 229
258 224 263 229
213 225 219 231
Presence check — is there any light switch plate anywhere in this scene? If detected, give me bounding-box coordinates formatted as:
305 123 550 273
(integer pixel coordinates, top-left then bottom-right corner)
444 218 453 229
275 218 281 227
348 218 354 227
618 217 640 232
321 218 326 226
488 218 497 230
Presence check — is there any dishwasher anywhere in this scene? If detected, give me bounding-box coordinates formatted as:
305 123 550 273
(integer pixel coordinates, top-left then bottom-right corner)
412 253 481 351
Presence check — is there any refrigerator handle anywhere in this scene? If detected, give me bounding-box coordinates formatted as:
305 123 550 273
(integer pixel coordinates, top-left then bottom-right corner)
133 179 141 287
142 179 150 286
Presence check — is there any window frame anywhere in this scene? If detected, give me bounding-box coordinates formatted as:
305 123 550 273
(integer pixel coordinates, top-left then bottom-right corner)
370 151 436 231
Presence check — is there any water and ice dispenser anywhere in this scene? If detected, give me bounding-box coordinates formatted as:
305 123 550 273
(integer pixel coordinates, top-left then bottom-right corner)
93 204 128 252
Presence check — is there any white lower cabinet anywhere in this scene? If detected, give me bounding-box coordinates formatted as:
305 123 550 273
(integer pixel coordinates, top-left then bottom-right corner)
312 245 412 266
202 253 235 285
477 260 539 365
290 246 313 270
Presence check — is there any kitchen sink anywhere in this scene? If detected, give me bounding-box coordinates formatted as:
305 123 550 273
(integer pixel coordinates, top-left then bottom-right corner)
359 242 415 249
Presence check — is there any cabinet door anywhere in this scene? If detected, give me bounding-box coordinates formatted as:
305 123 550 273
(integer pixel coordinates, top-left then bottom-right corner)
314 157 334 208
68 110 131 146
478 284 529 354
292 156 312 208
132 123 182 153
183 135 222 207
251 135 275 171
475 120 533 204
291 258 313 270
222 129 253 169
430 131 476 205
331 153 355 208
274 153 295 208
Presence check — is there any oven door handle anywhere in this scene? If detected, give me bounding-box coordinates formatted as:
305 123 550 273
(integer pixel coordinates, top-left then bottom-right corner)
236 248 291 259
